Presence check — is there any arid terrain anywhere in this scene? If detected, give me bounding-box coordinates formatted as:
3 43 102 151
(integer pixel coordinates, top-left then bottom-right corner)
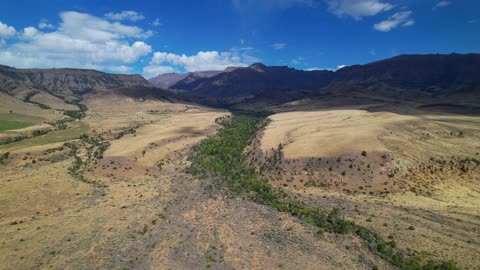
248 104 480 269
1 54 479 270
1 96 395 269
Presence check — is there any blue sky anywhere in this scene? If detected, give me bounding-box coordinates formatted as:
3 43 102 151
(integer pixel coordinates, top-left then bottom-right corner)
0 0 478 78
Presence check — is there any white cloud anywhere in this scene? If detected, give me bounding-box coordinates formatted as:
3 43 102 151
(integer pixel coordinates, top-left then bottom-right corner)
61 11 152 42
0 21 16 39
105 10 145 21
272 43 287 50
22 27 40 40
374 11 414 32
152 19 162 27
38 20 54 29
0 11 152 72
327 0 394 20
433 1 450 10
147 49 257 73
143 65 176 78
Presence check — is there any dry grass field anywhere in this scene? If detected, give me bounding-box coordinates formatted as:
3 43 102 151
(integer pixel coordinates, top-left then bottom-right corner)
1 83 478 269
250 107 480 269
0 96 396 269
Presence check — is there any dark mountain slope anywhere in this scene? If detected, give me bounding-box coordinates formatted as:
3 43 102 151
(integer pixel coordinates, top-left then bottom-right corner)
333 53 480 94
170 54 480 109
172 63 334 99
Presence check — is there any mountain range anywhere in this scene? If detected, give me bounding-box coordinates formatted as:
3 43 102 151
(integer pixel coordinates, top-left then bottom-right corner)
1 53 479 113
148 53 480 110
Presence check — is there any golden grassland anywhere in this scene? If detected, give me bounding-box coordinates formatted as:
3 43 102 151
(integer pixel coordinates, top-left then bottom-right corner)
252 107 480 269
1 92 478 269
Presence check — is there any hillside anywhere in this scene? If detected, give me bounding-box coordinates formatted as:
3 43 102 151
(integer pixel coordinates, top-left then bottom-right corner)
322 53 480 107
0 64 152 100
149 67 238 89
148 73 189 88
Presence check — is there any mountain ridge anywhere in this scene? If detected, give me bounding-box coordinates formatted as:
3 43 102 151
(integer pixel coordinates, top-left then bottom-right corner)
0 64 152 100
161 53 480 109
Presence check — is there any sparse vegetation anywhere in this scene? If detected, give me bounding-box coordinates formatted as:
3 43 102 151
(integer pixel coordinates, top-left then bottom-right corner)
0 152 10 164
189 113 461 270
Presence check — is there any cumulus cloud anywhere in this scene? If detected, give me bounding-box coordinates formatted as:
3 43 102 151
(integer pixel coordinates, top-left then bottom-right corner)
0 11 152 72
38 20 54 29
433 1 450 10
327 0 393 20
272 43 287 50
147 49 257 74
21 27 40 40
374 11 414 32
105 10 145 21
0 21 16 39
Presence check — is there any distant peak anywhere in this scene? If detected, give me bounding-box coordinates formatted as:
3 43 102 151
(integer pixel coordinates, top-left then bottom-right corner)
249 63 267 72
249 63 267 68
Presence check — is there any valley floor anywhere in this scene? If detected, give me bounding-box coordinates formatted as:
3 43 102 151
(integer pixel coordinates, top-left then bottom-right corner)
0 98 478 269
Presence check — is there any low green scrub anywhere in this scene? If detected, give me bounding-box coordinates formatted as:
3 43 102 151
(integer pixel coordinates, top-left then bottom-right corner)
63 110 85 120
189 113 460 270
